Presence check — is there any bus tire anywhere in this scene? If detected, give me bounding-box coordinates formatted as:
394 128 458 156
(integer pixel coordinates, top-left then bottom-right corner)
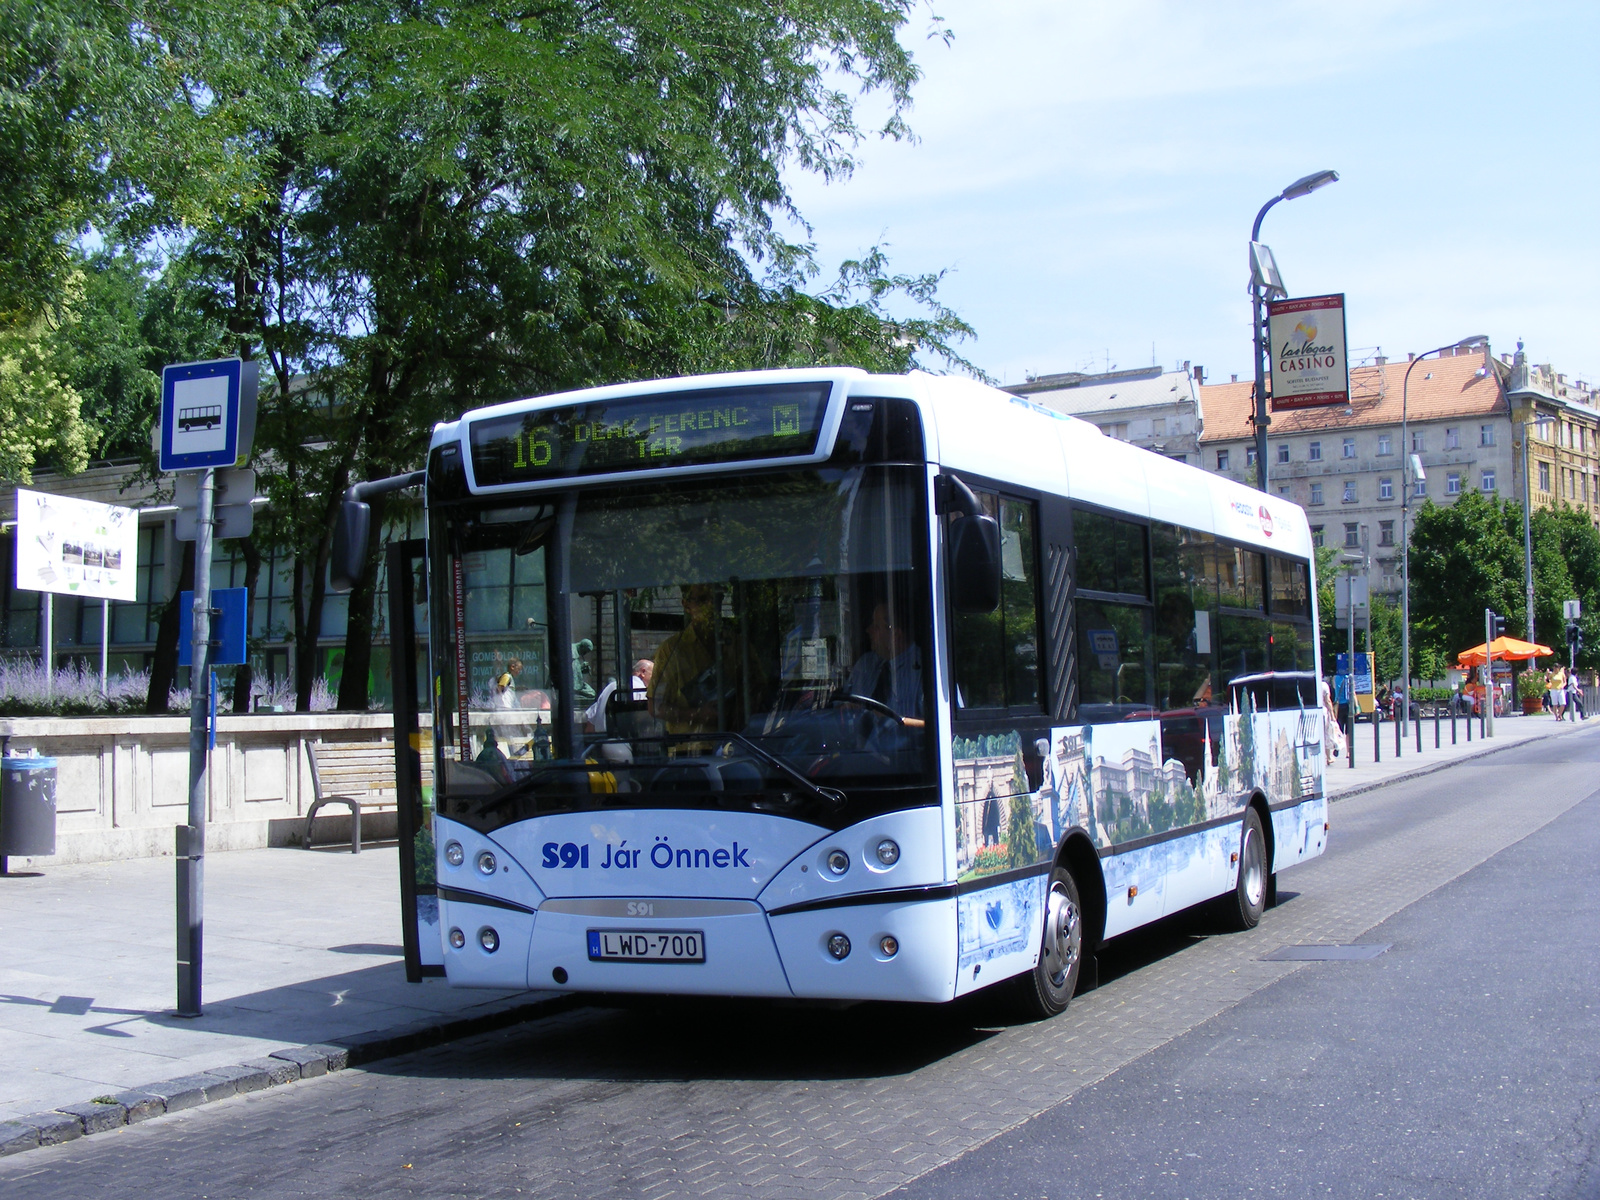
1224 807 1268 931
1011 865 1084 1019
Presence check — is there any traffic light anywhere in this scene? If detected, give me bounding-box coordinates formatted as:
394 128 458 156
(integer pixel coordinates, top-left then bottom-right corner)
1569 622 1584 652
1491 612 1507 639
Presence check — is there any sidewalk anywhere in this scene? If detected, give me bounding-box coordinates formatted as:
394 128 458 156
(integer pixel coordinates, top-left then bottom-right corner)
1324 708 1597 799
0 845 547 1127
1 710 1592 1141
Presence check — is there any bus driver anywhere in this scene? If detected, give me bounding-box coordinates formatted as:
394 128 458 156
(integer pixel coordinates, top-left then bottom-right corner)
844 602 925 727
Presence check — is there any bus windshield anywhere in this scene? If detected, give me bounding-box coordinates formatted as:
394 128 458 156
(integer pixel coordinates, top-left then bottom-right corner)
430 464 936 831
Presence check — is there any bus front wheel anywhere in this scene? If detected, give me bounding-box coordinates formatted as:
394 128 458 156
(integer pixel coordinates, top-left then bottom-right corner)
1224 808 1268 931
1011 865 1083 1019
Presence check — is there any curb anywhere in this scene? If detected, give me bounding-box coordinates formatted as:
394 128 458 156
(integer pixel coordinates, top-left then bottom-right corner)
1326 716 1595 802
0 991 575 1159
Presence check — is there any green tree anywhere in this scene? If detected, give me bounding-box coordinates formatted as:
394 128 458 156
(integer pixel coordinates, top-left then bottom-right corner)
49 0 973 710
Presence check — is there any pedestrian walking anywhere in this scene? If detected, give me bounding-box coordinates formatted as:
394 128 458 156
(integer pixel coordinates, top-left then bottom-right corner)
1547 665 1567 720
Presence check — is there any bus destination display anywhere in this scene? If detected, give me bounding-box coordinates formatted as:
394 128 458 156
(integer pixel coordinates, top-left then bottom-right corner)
469 382 831 485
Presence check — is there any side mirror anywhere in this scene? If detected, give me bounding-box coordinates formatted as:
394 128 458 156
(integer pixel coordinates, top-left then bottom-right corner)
951 512 1002 613
330 498 371 593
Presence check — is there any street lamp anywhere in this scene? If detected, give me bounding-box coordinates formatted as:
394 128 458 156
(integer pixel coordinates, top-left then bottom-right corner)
1400 335 1490 736
1249 171 1340 491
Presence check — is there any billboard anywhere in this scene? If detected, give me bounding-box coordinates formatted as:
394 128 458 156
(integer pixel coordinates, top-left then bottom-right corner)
1268 293 1350 410
13 488 139 601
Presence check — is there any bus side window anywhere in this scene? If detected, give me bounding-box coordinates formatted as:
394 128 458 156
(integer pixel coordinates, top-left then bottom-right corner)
950 492 1042 712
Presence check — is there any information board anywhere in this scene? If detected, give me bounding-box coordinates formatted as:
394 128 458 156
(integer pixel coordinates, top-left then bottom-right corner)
13 488 139 601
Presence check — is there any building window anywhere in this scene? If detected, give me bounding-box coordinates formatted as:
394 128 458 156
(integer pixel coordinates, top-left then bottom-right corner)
1308 441 1322 461
1151 418 1166 436
1480 424 1495 447
1445 427 1460 449
1412 431 1424 453
1413 478 1426 498
1342 480 1357 503
1540 461 1551 491
1100 422 1128 440
1245 445 1257 467
1377 434 1393 455
1277 444 1290 463
1379 477 1393 500
1167 453 1187 464
1309 482 1324 505
1481 468 1496 491
1379 520 1395 546
1344 523 1360 548
1216 449 1229 470
1311 525 1325 547
1342 436 1356 459
1447 472 1461 495
1277 486 1288 497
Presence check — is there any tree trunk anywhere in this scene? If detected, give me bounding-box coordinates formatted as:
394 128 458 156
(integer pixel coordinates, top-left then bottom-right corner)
146 539 196 713
231 535 262 713
336 492 388 711
293 481 345 712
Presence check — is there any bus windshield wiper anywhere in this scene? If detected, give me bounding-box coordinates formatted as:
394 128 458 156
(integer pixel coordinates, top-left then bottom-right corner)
721 732 846 811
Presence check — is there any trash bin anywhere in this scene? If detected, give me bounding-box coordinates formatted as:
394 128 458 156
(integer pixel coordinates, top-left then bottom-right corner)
1 756 58 858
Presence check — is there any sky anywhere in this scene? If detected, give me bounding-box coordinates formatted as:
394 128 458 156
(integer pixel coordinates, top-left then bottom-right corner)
782 0 1600 388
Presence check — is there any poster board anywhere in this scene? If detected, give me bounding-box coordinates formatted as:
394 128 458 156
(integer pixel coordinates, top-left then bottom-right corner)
13 488 139 601
1268 293 1350 411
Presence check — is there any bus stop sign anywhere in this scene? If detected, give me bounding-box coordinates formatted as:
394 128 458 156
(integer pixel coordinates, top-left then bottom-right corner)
160 359 258 472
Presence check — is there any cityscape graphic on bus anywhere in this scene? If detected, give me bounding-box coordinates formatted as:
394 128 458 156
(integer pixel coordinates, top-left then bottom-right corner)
177 404 224 432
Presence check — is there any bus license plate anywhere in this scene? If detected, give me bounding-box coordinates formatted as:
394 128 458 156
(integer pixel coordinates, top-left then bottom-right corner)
587 929 705 963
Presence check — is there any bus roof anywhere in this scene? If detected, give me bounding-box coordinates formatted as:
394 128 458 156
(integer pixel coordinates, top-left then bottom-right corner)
432 367 1311 559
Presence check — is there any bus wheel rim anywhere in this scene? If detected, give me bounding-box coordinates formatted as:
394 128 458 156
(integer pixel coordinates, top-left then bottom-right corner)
1242 824 1265 908
1045 880 1080 989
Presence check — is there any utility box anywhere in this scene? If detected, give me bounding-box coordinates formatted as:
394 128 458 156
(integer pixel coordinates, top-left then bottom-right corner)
1 756 58 861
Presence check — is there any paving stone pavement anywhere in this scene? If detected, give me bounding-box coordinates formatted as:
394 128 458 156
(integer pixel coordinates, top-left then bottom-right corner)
9 725 1590 1198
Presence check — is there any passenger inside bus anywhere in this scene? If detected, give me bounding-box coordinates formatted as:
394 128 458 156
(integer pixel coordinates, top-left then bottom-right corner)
648 584 762 735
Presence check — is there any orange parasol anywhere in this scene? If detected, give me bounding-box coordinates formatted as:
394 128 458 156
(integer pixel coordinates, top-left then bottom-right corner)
1455 636 1554 667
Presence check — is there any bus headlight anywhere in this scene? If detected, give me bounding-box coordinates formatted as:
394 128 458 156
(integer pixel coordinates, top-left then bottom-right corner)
827 933 851 960
879 935 899 958
826 849 850 875
875 838 900 866
444 841 464 867
449 927 465 949
479 927 499 953
477 850 497 876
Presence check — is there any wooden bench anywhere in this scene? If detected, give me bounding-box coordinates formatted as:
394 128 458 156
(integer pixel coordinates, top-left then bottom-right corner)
303 740 401 854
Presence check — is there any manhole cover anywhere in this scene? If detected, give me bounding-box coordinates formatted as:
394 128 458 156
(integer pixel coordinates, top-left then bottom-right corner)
1262 943 1391 961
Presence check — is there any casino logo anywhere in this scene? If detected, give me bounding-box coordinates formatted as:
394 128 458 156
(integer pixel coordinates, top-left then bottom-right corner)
1258 505 1274 538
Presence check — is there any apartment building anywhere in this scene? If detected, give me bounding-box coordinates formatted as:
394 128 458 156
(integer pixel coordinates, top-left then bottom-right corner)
1005 364 1204 464
1199 347 1517 594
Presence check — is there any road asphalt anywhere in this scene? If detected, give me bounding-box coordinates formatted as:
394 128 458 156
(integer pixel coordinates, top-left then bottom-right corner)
0 713 1593 1196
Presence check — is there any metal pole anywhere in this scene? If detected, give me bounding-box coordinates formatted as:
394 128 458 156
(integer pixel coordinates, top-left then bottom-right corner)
1249 198 1280 494
1347 568 1357 762
100 598 109 698
177 467 215 1017
42 593 52 700
1524 425 1535 643
1484 607 1495 739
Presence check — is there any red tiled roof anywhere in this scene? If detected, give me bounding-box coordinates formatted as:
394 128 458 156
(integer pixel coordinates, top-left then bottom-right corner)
1198 350 1504 444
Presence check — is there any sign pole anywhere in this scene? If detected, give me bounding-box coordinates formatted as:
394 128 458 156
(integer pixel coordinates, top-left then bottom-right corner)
100 598 109 698
1484 608 1495 739
41 593 52 699
177 466 215 1017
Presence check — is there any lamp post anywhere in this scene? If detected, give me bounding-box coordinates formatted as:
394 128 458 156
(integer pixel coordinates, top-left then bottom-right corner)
1249 170 1340 491
1401 335 1490 737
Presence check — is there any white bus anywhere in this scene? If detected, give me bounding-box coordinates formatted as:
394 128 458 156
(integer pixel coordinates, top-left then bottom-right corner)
336 368 1327 1017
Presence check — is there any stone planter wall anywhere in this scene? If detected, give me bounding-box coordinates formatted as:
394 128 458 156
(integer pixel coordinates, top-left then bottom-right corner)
0 713 399 866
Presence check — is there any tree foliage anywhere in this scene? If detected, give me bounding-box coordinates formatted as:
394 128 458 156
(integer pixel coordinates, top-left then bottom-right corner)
1408 491 1600 675
24 0 976 710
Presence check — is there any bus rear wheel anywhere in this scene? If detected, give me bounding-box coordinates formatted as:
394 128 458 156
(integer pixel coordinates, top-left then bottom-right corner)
1011 866 1083 1019
1223 807 1268 931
